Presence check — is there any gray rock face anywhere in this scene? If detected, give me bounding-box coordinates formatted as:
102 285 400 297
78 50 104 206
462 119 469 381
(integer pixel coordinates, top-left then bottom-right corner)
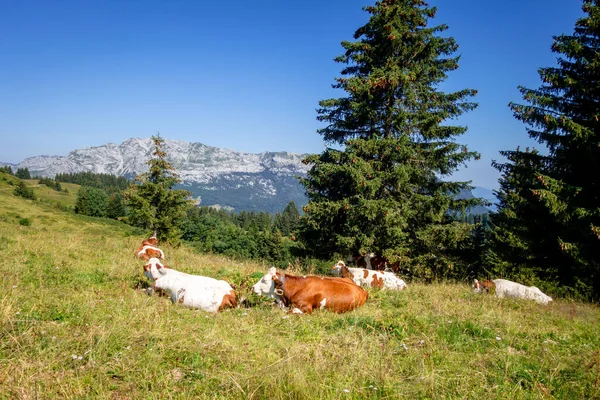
10 138 311 212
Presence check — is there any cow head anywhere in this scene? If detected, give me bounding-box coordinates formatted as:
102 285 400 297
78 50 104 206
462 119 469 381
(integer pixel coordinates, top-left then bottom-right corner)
252 267 284 303
530 287 553 305
331 261 346 276
472 279 495 294
472 279 482 293
143 257 167 281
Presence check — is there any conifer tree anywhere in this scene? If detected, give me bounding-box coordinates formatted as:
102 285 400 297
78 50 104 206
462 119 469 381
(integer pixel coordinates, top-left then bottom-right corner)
123 135 191 244
74 186 109 217
15 168 31 179
0 166 14 175
13 180 35 200
492 1 600 298
299 0 481 277
106 193 126 219
275 200 300 236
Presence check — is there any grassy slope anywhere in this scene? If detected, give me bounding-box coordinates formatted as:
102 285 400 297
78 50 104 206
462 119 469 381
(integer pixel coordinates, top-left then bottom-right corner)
1 174 599 399
22 179 81 208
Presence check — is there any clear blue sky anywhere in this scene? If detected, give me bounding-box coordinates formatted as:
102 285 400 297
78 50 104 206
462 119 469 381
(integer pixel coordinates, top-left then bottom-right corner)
0 0 584 189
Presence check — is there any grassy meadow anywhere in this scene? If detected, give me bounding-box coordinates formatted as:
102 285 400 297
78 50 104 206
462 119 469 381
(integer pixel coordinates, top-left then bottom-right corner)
1 176 599 399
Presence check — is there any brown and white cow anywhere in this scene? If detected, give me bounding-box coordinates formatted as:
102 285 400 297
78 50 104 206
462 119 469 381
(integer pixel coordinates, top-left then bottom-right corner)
252 267 368 314
473 279 552 305
354 253 401 273
332 261 407 290
135 236 165 261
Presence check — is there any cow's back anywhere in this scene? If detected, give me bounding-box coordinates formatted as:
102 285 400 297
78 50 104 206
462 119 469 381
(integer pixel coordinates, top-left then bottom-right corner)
158 272 236 313
493 279 525 298
291 276 367 313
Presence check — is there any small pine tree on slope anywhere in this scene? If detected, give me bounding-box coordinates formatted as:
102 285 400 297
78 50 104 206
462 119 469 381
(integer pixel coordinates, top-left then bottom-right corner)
299 0 482 278
124 136 191 244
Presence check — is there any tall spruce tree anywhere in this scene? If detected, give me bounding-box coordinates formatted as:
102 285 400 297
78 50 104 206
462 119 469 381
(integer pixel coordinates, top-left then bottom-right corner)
124 135 191 244
492 1 600 299
299 0 481 278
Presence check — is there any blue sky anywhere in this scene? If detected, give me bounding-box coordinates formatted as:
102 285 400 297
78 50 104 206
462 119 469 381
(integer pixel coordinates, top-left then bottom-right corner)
0 0 584 189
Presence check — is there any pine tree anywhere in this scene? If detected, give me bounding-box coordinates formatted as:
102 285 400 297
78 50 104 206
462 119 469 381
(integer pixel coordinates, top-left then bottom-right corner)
275 201 301 236
493 1 600 299
15 168 31 179
106 193 126 219
74 186 109 217
0 166 14 175
299 0 481 277
13 181 36 200
123 135 191 244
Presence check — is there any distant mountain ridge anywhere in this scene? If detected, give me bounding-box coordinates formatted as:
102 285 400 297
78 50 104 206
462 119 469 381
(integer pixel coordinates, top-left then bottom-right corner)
5 138 311 212
3 137 496 213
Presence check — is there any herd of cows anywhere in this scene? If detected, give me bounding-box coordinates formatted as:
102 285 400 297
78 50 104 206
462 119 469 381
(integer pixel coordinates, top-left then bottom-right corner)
134 236 553 314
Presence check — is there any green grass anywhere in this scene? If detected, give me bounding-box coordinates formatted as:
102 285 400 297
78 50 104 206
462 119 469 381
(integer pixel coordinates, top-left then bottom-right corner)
23 178 80 208
1 177 599 399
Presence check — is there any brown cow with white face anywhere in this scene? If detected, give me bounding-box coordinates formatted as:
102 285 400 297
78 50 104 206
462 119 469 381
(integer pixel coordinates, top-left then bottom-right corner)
135 236 165 261
252 267 368 314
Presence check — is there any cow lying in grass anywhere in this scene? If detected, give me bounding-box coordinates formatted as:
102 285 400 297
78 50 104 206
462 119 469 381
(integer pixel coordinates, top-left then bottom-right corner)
332 261 407 290
252 267 368 314
144 258 237 313
354 253 401 273
135 236 165 261
472 279 553 305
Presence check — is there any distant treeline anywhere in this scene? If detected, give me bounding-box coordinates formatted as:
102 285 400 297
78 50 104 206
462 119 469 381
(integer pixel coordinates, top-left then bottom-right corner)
1 166 32 179
181 202 302 265
56 172 130 194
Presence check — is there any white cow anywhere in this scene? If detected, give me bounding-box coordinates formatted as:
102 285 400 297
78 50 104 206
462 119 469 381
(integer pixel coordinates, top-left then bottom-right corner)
143 258 237 313
472 279 552 305
332 261 407 290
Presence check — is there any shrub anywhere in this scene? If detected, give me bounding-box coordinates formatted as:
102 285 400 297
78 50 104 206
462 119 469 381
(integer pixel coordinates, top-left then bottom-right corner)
13 181 36 200
18 217 32 226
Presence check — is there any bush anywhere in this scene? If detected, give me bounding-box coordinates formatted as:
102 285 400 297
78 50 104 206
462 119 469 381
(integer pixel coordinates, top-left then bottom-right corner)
13 181 36 200
18 217 32 226
38 177 62 191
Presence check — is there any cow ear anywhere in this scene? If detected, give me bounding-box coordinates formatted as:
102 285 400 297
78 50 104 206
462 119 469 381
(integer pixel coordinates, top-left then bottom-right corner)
143 263 151 271
157 263 168 274
268 266 277 275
